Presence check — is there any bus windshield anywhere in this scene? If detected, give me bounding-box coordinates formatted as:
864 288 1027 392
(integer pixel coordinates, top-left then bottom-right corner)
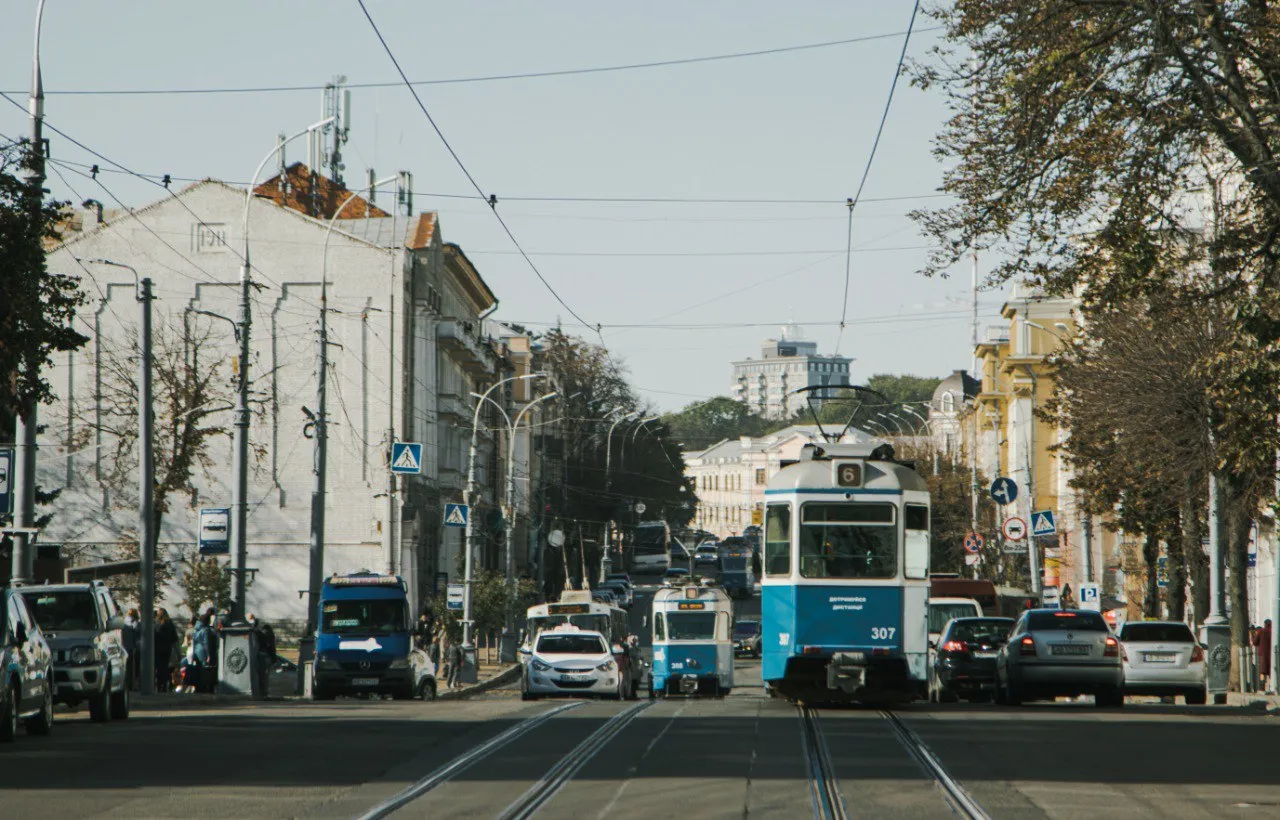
321 599 407 635
664 612 717 640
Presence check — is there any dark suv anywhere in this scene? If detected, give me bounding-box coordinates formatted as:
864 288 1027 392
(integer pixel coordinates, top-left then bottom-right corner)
0 586 55 741
18 581 130 722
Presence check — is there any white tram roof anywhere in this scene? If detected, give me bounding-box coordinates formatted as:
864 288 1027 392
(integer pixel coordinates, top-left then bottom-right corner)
766 441 927 494
652 585 731 605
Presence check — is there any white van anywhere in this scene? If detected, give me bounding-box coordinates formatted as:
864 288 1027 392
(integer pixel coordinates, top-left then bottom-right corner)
928 597 983 646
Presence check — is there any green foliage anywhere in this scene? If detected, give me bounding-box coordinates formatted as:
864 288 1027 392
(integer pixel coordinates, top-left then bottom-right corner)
662 397 785 450
178 553 233 615
0 144 88 417
424 570 537 641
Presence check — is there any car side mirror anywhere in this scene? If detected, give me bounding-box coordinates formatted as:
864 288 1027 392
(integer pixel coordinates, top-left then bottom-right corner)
518 647 532 655
13 623 27 646
107 614 127 630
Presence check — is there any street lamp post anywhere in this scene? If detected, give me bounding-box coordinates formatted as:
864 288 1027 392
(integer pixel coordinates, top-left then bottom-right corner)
460 373 544 684
619 416 658 474
877 412 908 437
230 116 335 621
604 410 641 493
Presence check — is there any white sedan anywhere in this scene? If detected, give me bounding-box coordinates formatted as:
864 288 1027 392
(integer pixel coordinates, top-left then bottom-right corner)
1118 620 1207 704
520 628 626 700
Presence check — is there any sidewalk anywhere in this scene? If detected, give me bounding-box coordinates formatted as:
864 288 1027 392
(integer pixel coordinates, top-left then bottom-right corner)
438 660 520 701
1227 691 1280 713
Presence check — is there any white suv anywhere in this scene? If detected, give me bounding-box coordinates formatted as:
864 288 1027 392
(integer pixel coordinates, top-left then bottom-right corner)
520 627 626 700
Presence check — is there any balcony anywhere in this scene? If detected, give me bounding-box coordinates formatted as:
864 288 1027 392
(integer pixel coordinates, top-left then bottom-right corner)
437 319 497 377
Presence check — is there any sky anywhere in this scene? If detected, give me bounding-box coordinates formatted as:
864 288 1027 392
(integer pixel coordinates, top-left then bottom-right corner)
0 0 1009 411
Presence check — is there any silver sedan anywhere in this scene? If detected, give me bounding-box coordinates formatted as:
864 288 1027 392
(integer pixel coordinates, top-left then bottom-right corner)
995 608 1124 707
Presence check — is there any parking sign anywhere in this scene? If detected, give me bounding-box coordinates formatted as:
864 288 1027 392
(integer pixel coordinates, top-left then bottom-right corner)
1079 583 1101 612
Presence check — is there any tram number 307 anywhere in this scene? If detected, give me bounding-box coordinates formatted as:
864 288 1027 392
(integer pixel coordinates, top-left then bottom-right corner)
870 627 897 640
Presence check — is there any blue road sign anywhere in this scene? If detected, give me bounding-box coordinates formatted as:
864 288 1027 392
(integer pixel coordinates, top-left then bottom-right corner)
391 442 423 474
198 507 230 555
1157 555 1169 588
1030 509 1057 537
444 503 469 528
0 447 12 516
989 477 1018 506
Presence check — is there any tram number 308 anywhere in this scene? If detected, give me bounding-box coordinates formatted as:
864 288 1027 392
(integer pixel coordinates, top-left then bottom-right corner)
870 627 897 640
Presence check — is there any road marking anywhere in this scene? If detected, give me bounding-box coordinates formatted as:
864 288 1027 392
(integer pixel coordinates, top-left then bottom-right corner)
881 710 991 820
596 701 689 819
500 700 654 820
355 701 584 820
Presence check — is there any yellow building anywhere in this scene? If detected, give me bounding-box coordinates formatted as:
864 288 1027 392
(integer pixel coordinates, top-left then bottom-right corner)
968 285 1109 597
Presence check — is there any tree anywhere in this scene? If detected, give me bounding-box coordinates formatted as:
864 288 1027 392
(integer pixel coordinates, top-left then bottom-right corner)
72 314 234 566
0 142 87 421
103 535 175 609
662 397 781 451
178 552 232 615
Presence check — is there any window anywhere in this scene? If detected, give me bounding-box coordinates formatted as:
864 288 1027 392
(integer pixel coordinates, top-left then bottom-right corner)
654 613 666 641
755 468 766 485
536 634 608 655
764 504 791 576
1028 611 1108 632
799 503 897 579
665 612 718 640
321 599 407 635
905 504 929 531
22 591 99 631
1120 623 1195 643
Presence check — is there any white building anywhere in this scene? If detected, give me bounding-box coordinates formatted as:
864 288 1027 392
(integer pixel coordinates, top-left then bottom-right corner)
37 166 506 631
684 425 880 538
731 325 853 419
927 369 979 456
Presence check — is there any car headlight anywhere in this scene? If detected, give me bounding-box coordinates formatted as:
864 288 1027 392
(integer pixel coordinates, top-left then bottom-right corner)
316 653 341 671
596 660 617 672
389 657 410 670
68 646 102 666
531 660 551 672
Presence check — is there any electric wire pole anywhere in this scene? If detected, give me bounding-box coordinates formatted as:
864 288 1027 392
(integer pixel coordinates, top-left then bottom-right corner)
138 277 156 695
12 0 48 586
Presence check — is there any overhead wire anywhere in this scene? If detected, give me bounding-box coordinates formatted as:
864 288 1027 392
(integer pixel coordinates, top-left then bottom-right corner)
357 0 595 335
836 0 921 354
3 27 942 97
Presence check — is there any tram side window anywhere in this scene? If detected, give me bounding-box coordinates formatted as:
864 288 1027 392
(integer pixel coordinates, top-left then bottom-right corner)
654 613 666 642
905 504 929 530
799 502 897 579
764 504 791 576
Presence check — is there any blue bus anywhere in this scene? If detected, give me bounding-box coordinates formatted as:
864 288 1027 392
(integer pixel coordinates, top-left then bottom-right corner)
312 573 414 700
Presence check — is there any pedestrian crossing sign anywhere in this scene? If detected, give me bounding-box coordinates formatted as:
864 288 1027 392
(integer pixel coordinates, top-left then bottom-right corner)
444 503 469 528
391 441 423 474
1031 509 1057 537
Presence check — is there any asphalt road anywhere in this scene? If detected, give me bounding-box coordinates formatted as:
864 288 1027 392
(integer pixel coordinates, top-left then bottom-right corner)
4 578 1279 819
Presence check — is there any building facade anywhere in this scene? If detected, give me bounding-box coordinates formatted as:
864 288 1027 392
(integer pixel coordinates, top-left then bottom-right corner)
731 326 852 419
35 168 523 631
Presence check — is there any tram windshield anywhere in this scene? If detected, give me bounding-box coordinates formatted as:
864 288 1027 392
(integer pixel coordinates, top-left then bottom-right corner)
664 612 718 640
527 613 611 638
798 502 897 579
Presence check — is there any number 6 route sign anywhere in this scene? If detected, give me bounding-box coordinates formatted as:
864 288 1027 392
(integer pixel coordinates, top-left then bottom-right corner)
1002 516 1028 542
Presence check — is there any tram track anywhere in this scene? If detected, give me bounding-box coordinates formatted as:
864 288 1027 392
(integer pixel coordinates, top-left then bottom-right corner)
499 700 655 820
356 701 585 820
797 705 848 820
881 710 992 820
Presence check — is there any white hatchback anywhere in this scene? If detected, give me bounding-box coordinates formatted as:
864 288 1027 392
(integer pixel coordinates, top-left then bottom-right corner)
1118 620 1206 704
520 628 624 701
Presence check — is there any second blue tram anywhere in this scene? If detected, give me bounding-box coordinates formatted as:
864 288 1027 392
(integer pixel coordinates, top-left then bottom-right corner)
761 441 931 703
649 583 734 697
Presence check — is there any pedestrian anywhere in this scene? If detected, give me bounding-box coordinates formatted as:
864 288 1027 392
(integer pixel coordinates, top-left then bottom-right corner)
1061 585 1076 610
192 610 219 693
153 608 180 693
123 607 141 690
1254 619 1272 692
446 639 462 689
246 612 276 694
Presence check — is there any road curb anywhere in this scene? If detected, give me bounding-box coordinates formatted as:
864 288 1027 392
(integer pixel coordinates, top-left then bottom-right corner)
437 664 520 701
1226 691 1280 713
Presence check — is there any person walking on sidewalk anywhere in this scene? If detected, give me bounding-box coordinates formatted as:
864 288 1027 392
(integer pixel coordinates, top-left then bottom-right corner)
446 640 462 689
1254 619 1273 692
153 608 180 693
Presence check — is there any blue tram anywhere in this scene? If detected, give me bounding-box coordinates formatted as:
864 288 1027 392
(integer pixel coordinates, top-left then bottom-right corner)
761 440 931 703
649 583 734 697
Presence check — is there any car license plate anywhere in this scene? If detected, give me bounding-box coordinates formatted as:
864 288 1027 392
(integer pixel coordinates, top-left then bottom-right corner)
1143 652 1176 663
559 674 587 683
351 677 379 686
974 651 997 659
1051 644 1089 656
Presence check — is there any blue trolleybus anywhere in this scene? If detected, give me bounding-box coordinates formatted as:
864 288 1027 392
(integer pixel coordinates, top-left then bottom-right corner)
761 440 932 703
649 583 734 698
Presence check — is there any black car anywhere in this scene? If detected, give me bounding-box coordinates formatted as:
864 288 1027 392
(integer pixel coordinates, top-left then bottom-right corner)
929 616 1014 703
0 587 55 741
732 620 762 658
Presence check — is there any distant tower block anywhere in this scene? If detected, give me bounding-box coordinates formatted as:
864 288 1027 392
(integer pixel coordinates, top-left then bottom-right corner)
731 331 853 420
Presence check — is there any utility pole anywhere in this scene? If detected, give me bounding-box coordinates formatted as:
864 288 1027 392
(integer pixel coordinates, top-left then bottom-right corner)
12 0 48 586
137 277 156 695
305 307 329 648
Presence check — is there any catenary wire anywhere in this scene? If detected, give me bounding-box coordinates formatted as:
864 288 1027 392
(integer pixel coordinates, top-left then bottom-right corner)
357 1 595 334
837 0 921 351
2 27 942 97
